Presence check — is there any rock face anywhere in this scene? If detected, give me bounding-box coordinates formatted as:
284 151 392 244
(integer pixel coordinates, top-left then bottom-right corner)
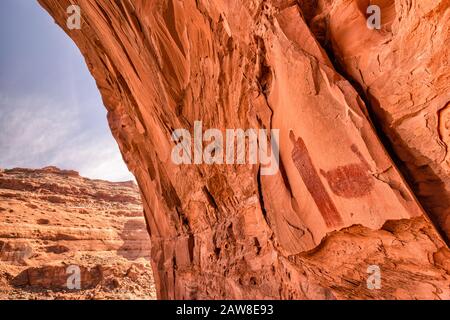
0 167 155 299
37 1 449 299
304 0 450 243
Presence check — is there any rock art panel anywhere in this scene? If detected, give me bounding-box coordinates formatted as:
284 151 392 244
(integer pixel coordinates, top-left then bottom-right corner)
307 0 450 240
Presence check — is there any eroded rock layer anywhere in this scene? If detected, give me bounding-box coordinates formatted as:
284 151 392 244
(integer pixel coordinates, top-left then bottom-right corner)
299 0 450 242
38 0 449 299
0 167 155 299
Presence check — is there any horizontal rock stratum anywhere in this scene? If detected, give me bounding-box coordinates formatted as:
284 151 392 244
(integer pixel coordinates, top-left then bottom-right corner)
37 0 449 299
0 167 155 299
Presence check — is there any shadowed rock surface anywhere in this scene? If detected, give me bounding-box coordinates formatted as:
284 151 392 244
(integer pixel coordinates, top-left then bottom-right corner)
37 0 449 299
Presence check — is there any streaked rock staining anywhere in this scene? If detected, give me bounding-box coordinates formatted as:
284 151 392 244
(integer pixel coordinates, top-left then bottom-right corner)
36 0 449 299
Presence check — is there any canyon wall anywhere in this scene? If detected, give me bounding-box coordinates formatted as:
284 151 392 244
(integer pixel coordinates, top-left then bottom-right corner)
0 167 155 299
37 0 449 299
305 0 450 242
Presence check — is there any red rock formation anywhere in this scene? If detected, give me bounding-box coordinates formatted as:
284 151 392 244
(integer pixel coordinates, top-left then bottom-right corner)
37 0 449 299
0 167 155 299
304 0 450 241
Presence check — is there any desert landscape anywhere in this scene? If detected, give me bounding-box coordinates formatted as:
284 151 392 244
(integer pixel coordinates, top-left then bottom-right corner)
0 167 155 299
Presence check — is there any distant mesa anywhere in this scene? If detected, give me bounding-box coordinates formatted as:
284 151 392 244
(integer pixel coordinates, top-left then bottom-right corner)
4 166 80 178
1 166 136 186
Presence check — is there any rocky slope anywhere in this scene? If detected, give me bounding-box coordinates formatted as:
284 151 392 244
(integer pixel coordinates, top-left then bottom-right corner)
37 0 449 299
0 167 155 300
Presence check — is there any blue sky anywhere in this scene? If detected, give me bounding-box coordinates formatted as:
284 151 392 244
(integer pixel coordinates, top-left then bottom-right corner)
0 0 134 181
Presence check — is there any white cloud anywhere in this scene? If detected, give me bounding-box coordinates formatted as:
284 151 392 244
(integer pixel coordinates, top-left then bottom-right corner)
0 1 134 183
0 94 134 182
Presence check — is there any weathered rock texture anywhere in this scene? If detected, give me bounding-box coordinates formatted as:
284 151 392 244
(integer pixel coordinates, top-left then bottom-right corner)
303 0 450 242
37 0 449 299
0 167 155 299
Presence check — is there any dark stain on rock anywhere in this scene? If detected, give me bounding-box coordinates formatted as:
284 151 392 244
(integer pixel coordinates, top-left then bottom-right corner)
289 132 343 228
320 144 374 198
157 158 181 210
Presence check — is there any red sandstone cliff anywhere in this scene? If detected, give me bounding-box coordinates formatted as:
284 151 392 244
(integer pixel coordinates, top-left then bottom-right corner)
37 0 449 299
0 167 155 299
305 0 450 243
